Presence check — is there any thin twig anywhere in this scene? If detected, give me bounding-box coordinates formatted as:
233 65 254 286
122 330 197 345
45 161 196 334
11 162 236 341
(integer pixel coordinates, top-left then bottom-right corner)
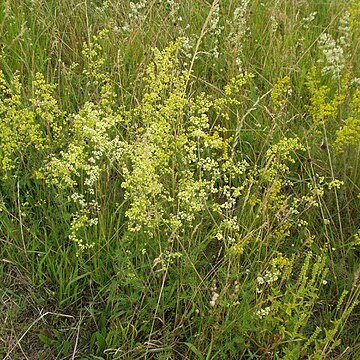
185 0 220 90
4 312 74 360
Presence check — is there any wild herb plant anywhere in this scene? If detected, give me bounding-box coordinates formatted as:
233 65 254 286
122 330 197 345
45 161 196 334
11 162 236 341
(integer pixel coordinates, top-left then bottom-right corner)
1 0 360 359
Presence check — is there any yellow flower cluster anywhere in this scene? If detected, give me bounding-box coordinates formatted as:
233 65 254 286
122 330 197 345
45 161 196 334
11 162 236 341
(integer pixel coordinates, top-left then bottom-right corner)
306 68 345 126
335 89 360 151
270 76 292 112
0 71 55 177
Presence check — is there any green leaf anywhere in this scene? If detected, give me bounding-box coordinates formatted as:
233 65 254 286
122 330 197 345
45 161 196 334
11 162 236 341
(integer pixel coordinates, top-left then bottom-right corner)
184 342 205 360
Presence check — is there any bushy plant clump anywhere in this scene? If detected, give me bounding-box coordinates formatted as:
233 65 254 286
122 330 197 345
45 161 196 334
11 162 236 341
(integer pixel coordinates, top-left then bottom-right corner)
1 0 360 359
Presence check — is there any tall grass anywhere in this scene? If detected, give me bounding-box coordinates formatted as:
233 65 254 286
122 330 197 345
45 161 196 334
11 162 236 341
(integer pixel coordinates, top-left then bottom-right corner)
1 0 360 358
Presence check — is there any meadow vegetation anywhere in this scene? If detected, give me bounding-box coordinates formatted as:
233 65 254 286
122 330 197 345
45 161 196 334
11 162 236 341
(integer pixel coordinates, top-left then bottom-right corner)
1 0 360 358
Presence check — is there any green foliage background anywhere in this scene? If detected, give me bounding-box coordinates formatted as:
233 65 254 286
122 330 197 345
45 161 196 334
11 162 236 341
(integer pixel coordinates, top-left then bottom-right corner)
1 0 360 358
